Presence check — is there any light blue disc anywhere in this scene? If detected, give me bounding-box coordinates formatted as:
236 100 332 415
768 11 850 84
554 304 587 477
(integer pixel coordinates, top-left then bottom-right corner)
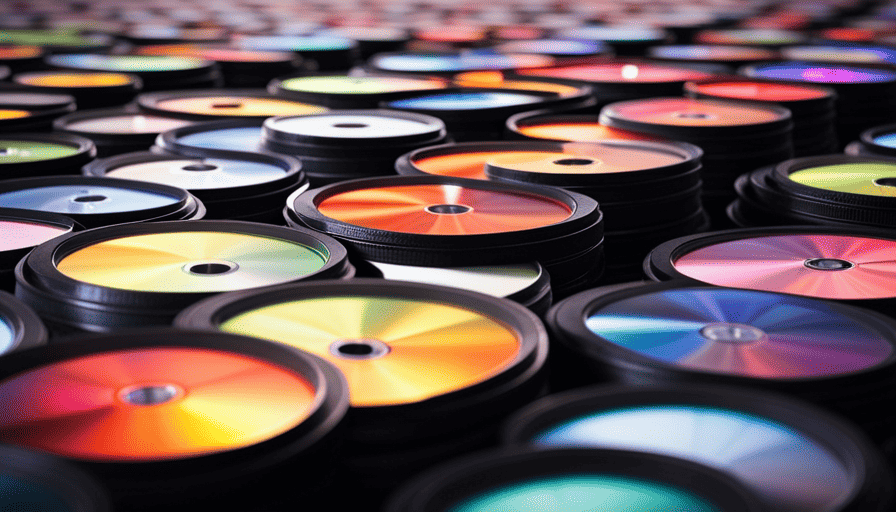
873 132 896 148
388 91 544 110
0 184 181 214
0 316 13 355
176 127 263 153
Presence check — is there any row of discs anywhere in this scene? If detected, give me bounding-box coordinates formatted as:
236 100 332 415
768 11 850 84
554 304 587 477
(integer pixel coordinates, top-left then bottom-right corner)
729 154 896 229
395 140 705 282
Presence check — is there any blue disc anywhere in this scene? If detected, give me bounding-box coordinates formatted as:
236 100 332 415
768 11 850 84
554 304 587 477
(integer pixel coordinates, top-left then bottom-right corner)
497 39 607 56
175 127 263 153
0 184 181 214
387 91 544 110
372 51 523 72
238 35 355 52
0 475 69 512
0 316 13 355
532 405 851 512
873 132 896 148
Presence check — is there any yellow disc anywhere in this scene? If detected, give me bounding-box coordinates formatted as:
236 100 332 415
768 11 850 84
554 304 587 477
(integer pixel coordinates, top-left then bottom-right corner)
0 110 30 120
17 72 134 87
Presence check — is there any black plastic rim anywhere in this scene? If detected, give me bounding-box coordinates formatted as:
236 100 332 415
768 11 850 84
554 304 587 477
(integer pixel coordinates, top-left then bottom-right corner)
383 446 769 512
0 444 112 512
135 88 329 120
0 132 96 177
18 219 351 312
0 289 48 355
0 328 349 488
501 384 892 512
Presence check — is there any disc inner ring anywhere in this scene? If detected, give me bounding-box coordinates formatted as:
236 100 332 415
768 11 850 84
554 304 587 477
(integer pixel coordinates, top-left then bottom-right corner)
804 258 854 271
553 158 598 166
212 102 243 109
330 338 391 359
425 204 472 215
673 111 715 120
183 260 240 276
118 383 185 406
332 122 369 128
699 322 766 344
181 163 219 172
873 177 896 187
71 194 110 204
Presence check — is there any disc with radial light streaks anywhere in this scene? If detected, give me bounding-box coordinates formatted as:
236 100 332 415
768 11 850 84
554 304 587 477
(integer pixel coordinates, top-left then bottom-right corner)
581 287 894 378
649 230 896 300
315 183 571 235
0 184 180 215
55 231 329 293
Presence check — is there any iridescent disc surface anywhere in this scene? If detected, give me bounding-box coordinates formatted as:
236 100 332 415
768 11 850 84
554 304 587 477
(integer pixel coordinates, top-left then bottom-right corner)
176 127 262 153
560 26 668 42
0 219 70 251
316 184 572 234
106 158 287 190
487 145 684 174
279 75 445 94
370 261 541 297
746 63 896 83
17 72 134 87
448 474 720 512
0 185 180 214
650 45 776 61
237 35 355 52
516 122 664 143
387 91 544 110
787 163 896 197
219 296 521 406
46 54 208 72
0 347 317 460
532 405 851 512
0 141 79 164
873 133 896 148
65 114 195 134
372 52 553 72
154 96 327 117
268 114 437 139
56 231 328 292
0 476 68 512
603 98 784 126
672 234 896 300
0 317 14 355
520 63 711 83
495 39 606 56
585 288 892 377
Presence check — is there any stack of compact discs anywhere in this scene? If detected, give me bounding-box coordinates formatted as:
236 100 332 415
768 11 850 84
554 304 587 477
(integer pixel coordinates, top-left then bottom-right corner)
506 110 668 143
385 448 767 512
9 71 142 109
503 385 894 512
54 106 199 157
685 78 838 156
0 91 77 132
261 110 447 185
599 97 793 227
556 26 673 56
0 445 111 512
0 46 45 72
0 176 204 229
363 260 552 316
739 62 896 147
0 133 96 177
236 35 359 71
15 221 353 334
366 51 555 76
645 226 896 317
449 71 597 108
545 281 896 438
517 61 716 109
646 45 780 72
83 152 307 224
153 117 269 159
0 289 47 354
44 54 223 91
135 46 301 88
0 329 350 509
730 155 896 229
175 279 548 504
381 88 586 142
135 88 329 120
467 140 705 280
289 175 604 297
0 208 78 291
845 123 896 158
270 74 448 109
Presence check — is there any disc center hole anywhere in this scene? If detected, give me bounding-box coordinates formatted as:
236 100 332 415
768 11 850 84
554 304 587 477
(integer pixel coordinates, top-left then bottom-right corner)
185 261 238 275
674 112 714 120
553 158 595 166
212 102 242 109
425 204 472 215
119 384 181 406
804 258 854 271
699 323 766 344
874 177 896 187
182 163 219 171
73 195 108 203
330 339 390 360
332 123 369 128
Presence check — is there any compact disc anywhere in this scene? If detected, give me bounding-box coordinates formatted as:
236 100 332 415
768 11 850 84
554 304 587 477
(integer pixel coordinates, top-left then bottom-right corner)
786 163 896 197
370 52 553 73
174 126 262 153
0 219 70 251
15 72 136 88
104 158 287 190
370 260 542 297
148 96 327 117
744 63 896 84
0 184 180 214
0 140 81 163
61 114 194 134
520 62 712 83
387 91 545 110
47 54 210 72
266 113 438 139
277 75 445 95
601 97 784 127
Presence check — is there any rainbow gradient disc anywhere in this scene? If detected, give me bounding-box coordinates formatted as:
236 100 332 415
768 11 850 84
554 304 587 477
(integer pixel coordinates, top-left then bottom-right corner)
315 184 572 235
0 141 80 164
55 231 328 293
786 163 896 197
278 75 445 95
219 296 520 406
105 158 287 190
448 474 720 512
64 114 194 134
0 185 179 215
532 405 851 512
585 288 893 378
175 126 262 153
0 219 70 251
0 317 13 355
0 347 317 461
672 234 896 300
387 91 545 110
46 54 209 73
151 96 327 117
